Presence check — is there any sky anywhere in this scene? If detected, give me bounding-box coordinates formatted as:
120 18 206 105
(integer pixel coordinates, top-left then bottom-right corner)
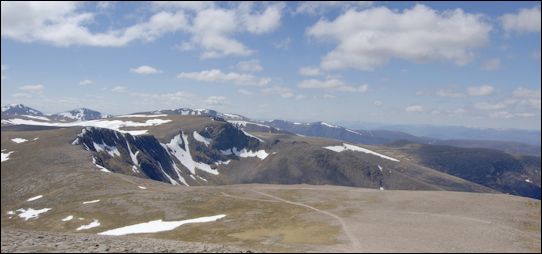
1 1 541 130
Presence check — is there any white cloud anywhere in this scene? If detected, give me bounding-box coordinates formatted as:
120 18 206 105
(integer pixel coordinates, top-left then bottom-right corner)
261 86 295 98
130 65 162 75
1 2 285 58
1 2 188 47
489 111 514 119
237 89 254 96
437 89 463 98
79 79 94 86
467 85 494 96
237 60 263 72
373 100 383 106
405 105 424 112
180 3 284 58
481 58 501 71
322 94 336 99
178 69 270 86
500 6 541 34
295 1 373 16
513 87 541 99
298 66 321 76
512 87 541 110
298 78 368 93
112 86 127 93
475 102 507 111
205 96 228 106
19 84 44 93
274 37 291 49
306 4 491 71
152 1 215 11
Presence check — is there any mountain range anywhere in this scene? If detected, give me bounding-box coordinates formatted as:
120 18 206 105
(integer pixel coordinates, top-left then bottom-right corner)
2 103 540 252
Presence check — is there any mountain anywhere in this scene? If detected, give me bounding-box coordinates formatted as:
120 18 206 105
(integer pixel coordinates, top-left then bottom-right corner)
265 120 390 144
51 108 111 121
1 106 540 252
265 119 541 156
346 123 541 146
387 142 541 199
1 104 43 117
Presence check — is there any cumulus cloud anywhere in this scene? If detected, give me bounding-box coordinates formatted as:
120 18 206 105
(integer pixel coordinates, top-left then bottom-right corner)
500 6 541 34
306 4 491 71
1 2 187 47
481 58 501 71
405 105 424 112
179 2 285 58
274 37 291 49
112 86 127 93
467 85 494 96
237 60 263 72
130 65 162 75
237 89 254 96
298 78 368 93
178 69 271 86
205 96 228 106
512 87 541 109
298 66 321 76
79 79 94 86
19 84 44 93
295 1 373 16
437 89 463 98
261 86 295 98
474 102 507 110
1 2 284 59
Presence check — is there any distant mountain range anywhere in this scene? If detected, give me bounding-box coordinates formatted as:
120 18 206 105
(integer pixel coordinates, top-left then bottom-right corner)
2 104 540 157
1 104 110 122
2 104 540 199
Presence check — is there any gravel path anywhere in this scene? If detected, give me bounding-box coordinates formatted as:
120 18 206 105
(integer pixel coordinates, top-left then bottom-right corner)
1 228 253 253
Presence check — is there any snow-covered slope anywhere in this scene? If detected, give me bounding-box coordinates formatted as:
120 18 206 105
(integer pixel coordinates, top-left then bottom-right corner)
51 108 110 121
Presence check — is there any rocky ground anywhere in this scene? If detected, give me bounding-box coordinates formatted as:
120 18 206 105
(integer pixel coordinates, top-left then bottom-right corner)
1 228 253 253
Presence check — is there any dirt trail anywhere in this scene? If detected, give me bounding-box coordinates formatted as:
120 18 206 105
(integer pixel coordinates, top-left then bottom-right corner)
252 190 362 251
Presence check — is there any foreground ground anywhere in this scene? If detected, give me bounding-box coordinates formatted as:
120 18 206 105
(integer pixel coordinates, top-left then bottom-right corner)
2 184 540 253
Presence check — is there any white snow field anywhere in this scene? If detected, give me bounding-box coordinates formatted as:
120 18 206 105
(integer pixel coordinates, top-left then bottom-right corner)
16 208 52 221
98 214 226 236
324 143 399 162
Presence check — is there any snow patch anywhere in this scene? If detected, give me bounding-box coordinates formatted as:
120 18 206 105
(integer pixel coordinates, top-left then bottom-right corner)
1 151 14 162
22 115 50 121
27 195 43 202
241 129 264 142
82 199 100 204
138 186 147 190
16 208 51 220
227 120 270 128
525 179 532 183
62 215 74 221
92 157 112 173
98 214 226 236
223 113 242 119
117 114 168 118
324 143 399 162
11 138 28 143
221 147 269 160
320 122 339 128
3 118 171 136
76 219 101 231
165 133 219 175
126 140 140 173
93 142 120 157
378 165 383 172
193 131 212 146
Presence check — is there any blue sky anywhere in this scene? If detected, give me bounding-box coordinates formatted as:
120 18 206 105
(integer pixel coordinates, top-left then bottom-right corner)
1 1 540 130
